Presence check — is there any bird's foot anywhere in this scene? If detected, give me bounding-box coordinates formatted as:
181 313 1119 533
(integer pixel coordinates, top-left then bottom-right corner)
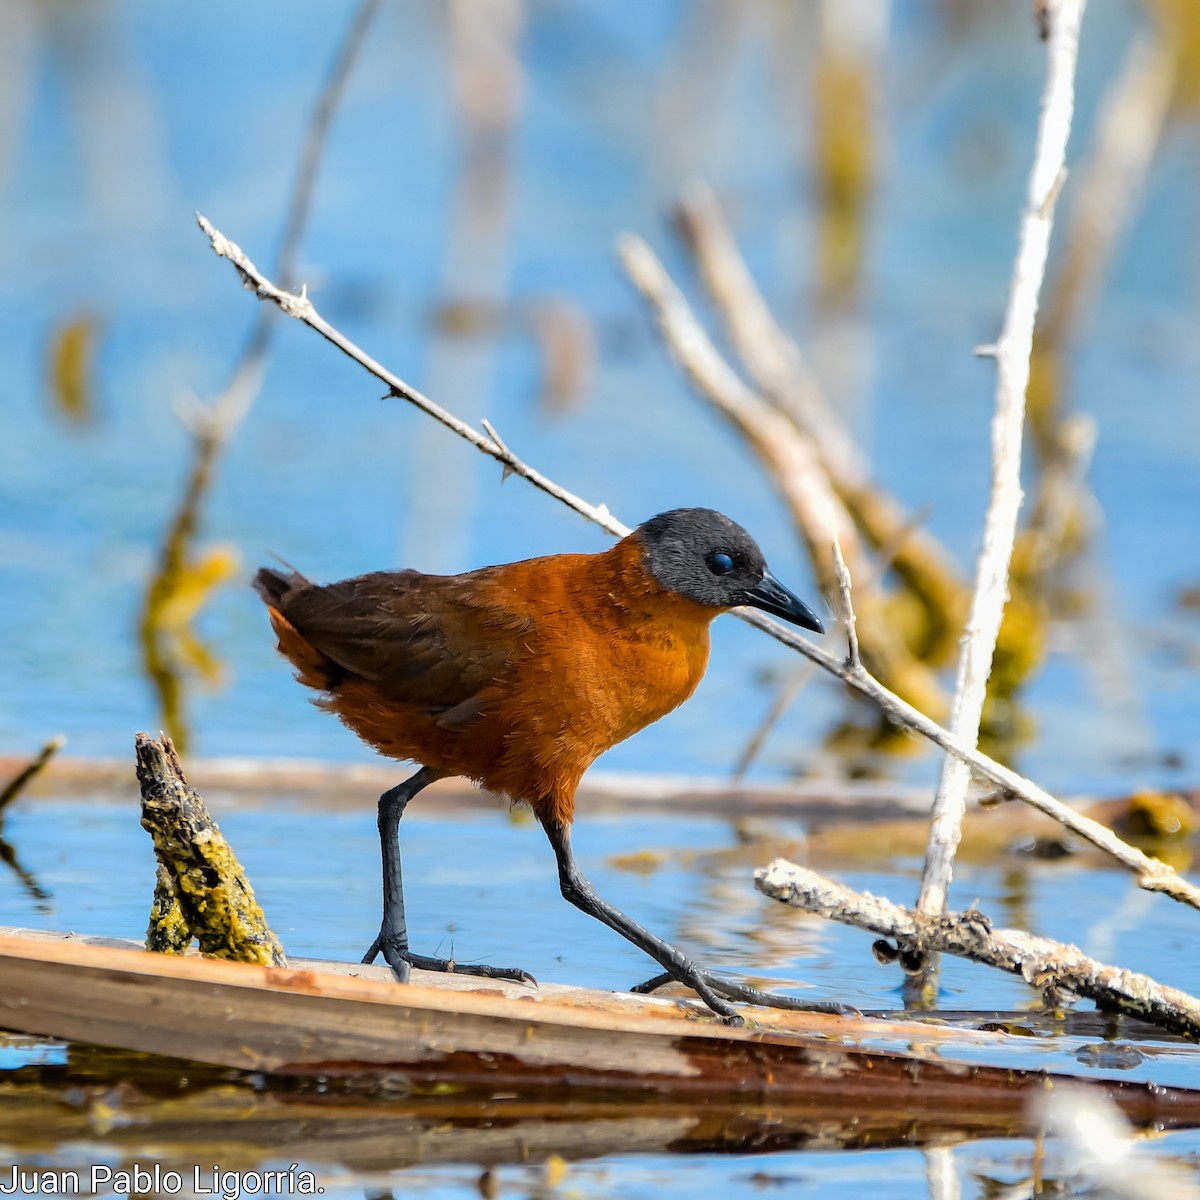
361 933 537 987
632 968 859 1024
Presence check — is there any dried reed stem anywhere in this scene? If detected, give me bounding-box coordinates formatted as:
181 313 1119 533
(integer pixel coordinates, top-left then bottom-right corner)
916 0 1088 945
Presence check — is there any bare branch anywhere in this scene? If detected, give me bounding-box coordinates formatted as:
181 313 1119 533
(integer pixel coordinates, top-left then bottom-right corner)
674 181 968 646
616 234 858 574
197 215 628 541
198 215 1200 914
750 600 1200 910
674 180 858 476
757 859 1200 1038
0 736 63 907
916 0 1088 932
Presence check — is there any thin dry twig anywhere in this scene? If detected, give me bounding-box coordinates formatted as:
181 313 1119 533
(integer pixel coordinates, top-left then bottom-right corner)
674 180 858 477
831 537 861 670
616 233 858 575
730 664 817 782
916 0 1088 939
756 859 1200 1039
199 215 627 540
816 545 1200 911
0 736 61 909
197 214 1200 914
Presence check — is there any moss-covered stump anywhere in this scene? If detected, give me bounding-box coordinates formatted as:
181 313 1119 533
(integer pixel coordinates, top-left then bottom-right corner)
135 732 286 966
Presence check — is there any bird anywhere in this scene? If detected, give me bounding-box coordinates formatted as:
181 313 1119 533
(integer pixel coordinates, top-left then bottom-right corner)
253 507 838 1022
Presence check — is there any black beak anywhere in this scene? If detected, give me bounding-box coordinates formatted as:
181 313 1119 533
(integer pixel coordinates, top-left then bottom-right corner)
745 568 824 634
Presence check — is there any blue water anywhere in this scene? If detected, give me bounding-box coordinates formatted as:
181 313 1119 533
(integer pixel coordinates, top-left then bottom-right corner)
1 0 1197 797
3 2 1200 1195
335 1140 1200 1200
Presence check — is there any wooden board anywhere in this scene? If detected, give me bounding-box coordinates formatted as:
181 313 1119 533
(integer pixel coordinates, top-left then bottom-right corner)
2 926 1200 1139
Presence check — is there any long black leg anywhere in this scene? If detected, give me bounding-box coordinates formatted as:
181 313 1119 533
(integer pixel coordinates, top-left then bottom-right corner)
361 768 535 986
541 817 855 1023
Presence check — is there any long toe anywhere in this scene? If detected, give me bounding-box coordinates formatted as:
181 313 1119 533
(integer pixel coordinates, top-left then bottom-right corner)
630 970 676 995
706 976 861 1017
380 945 413 985
401 951 537 988
631 968 858 1019
628 967 739 1021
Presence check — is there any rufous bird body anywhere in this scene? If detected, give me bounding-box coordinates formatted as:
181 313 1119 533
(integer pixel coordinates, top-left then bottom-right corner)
255 508 834 1021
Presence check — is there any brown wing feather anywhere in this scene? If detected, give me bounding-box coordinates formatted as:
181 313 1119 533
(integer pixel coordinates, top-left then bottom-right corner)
265 567 532 725
255 540 718 823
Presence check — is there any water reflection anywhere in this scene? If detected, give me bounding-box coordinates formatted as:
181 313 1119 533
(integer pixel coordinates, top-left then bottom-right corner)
5 1037 1200 1169
0 739 60 911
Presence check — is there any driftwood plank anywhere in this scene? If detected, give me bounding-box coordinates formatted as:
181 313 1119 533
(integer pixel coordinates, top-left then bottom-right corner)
2 927 1200 1137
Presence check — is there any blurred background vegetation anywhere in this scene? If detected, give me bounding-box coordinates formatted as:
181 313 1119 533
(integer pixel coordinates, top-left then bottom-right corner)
1 0 1198 795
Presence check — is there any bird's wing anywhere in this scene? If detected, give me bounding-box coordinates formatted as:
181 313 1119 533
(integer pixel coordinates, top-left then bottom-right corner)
274 567 533 726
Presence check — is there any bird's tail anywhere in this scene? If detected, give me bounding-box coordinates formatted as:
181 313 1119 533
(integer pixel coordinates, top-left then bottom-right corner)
252 564 309 608
252 565 340 691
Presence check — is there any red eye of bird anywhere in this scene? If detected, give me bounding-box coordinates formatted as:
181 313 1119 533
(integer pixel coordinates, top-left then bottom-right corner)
707 551 736 575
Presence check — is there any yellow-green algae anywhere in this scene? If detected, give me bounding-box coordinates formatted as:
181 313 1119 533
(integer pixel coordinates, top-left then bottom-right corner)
136 733 285 966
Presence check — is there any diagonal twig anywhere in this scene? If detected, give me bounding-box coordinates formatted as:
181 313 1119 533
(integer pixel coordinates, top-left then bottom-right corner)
673 181 968 652
196 213 1200 915
0 736 62 909
198 215 627 540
